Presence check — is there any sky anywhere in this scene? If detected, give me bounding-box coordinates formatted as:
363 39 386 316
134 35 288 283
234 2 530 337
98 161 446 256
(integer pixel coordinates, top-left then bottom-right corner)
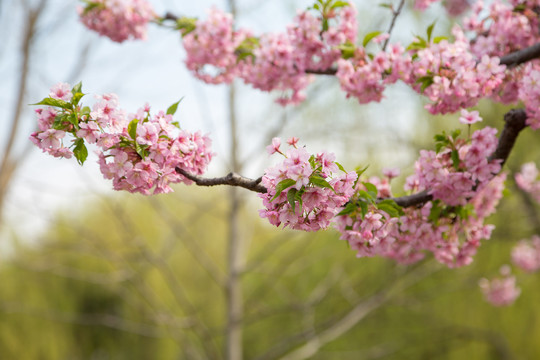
0 0 451 243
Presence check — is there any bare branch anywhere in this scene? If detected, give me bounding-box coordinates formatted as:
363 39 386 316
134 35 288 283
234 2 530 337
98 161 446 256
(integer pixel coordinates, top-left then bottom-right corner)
489 108 528 166
175 167 267 193
500 42 540 68
382 0 406 51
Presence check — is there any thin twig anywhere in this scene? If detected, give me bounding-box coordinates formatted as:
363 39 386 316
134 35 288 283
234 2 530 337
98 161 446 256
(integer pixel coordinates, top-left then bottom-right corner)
382 0 406 51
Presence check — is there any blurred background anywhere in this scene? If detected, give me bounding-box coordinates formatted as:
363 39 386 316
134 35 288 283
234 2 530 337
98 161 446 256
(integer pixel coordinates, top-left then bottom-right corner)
1 0 540 359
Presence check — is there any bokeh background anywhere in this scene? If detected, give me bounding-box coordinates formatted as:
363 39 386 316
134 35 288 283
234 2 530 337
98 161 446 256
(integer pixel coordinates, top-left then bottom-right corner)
1 0 540 359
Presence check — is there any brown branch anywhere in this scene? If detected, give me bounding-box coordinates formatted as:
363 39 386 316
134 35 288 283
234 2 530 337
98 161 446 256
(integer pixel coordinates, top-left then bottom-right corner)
488 108 528 166
176 108 528 209
175 167 267 193
382 0 406 51
499 42 540 68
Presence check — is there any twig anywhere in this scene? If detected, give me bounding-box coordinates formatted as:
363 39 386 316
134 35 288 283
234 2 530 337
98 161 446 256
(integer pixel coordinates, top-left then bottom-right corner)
382 0 406 51
175 167 267 193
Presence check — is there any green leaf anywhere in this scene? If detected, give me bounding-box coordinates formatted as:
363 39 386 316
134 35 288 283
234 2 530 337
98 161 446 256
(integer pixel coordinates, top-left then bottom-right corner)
81 106 91 116
379 3 393 10
309 155 317 169
426 21 436 43
128 119 139 140
335 162 346 173
52 114 68 130
363 31 382 47
433 36 447 44
406 36 427 51
322 18 329 32
287 188 298 212
356 165 369 177
434 134 447 142
451 149 460 170
176 17 197 36
337 202 357 216
135 143 149 159
376 199 404 218
71 81 82 95
272 179 297 201
73 138 88 165
451 129 461 140
357 190 375 203
310 175 334 191
166 97 184 116
32 98 72 110
358 201 368 218
331 1 349 9
67 113 79 127
428 201 442 224
363 182 378 198
338 42 356 59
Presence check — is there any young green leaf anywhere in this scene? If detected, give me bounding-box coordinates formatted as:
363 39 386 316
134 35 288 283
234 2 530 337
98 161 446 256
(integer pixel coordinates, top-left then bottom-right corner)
363 182 378 198
32 98 72 110
363 31 382 47
272 179 297 201
73 138 88 165
376 199 404 218
331 1 350 9
337 202 358 216
335 161 346 173
287 188 299 212
310 175 334 191
451 149 460 170
71 81 82 95
426 21 436 43
166 97 184 116
128 119 139 140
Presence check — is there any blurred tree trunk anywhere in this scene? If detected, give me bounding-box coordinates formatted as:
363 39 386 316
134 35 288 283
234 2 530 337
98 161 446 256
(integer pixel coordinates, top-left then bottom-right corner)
0 0 46 224
225 1 244 359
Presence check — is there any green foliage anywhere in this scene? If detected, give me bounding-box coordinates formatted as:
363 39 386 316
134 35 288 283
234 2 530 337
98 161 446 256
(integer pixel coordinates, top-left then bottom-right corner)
2 185 540 359
72 138 88 165
166 97 183 116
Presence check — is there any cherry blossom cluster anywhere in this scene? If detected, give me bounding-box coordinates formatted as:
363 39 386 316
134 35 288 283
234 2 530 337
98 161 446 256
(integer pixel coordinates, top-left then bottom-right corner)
518 63 540 129
511 235 540 272
464 0 540 59
413 125 501 206
333 119 505 267
335 171 506 268
406 26 506 114
479 265 521 306
515 162 540 202
182 7 252 85
78 0 156 42
414 0 471 16
180 2 357 105
336 42 409 104
30 82 213 195
258 138 357 231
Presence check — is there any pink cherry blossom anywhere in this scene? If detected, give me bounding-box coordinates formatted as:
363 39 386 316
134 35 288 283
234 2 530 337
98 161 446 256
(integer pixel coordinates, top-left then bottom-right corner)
459 109 482 125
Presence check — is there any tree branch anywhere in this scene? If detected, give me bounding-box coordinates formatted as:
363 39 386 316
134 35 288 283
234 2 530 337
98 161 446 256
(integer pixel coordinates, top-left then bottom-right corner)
499 42 540 68
382 0 406 51
488 108 528 166
176 107 528 210
175 167 267 193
